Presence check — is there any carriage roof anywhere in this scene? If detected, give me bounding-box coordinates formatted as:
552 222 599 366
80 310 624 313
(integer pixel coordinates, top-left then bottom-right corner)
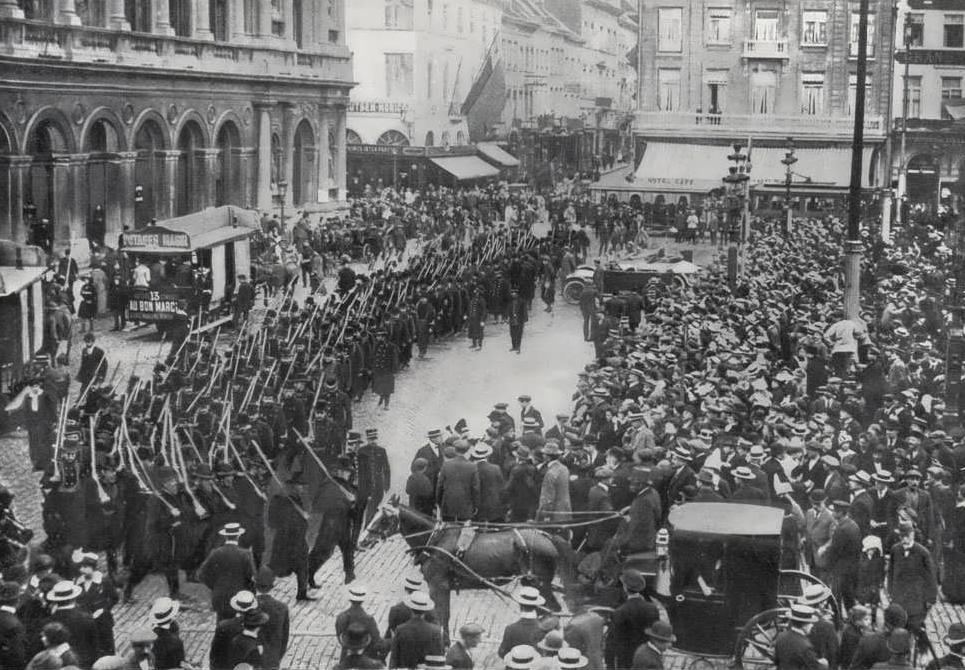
668 503 784 537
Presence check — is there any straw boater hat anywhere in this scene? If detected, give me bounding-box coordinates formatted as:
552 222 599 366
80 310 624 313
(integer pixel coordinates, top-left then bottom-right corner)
150 597 180 625
557 647 589 669
219 522 245 537
46 580 82 603
514 586 545 608
504 645 538 670
787 603 819 624
404 590 435 612
229 590 257 613
347 584 368 602
419 655 453 670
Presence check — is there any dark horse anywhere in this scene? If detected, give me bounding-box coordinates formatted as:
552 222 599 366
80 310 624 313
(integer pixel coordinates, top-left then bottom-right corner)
361 496 574 633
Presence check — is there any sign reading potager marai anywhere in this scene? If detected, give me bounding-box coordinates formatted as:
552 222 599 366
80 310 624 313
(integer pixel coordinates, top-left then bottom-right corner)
123 226 191 250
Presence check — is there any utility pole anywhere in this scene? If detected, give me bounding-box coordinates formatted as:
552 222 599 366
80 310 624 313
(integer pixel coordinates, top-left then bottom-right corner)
896 15 912 229
782 138 797 237
843 0 870 320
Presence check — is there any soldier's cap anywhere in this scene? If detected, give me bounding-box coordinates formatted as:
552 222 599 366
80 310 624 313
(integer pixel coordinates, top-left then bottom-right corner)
365 428 379 440
214 462 236 477
493 402 509 410
518 394 532 402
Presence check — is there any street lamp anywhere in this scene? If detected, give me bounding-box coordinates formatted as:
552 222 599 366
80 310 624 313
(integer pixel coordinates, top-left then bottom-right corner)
277 180 288 239
781 138 797 236
723 144 751 283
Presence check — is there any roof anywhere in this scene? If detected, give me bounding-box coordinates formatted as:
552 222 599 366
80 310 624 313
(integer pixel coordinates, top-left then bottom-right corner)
477 142 520 167
430 156 501 181
0 266 46 297
668 502 784 536
122 206 258 255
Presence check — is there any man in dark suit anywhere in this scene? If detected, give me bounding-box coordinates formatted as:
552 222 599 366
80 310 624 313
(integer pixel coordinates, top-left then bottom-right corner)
255 567 290 670
518 395 544 434
472 443 506 522
44 581 98 669
497 587 545 657
335 585 385 664
774 604 827 670
390 591 444 669
413 429 446 490
227 609 268 669
869 471 899 544
336 622 385 669
664 445 697 516
507 288 528 353
824 500 862 612
612 469 661 554
76 333 107 389
437 440 480 521
631 620 676 670
0 581 27 670
356 428 391 530
209 590 258 670
605 569 659 670
385 574 438 639
446 623 483 669
199 522 257 621
150 597 186 670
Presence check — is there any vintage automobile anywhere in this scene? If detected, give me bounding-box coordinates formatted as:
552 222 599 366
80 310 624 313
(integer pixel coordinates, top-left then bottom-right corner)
561 256 700 304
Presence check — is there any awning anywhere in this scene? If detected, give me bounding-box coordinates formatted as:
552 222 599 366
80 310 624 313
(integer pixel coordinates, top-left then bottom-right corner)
0 266 45 297
943 100 965 121
749 146 876 190
123 206 258 254
629 142 734 193
477 142 520 168
430 156 501 181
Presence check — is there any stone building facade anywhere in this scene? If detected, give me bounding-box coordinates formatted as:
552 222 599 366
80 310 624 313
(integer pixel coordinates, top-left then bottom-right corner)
0 0 353 252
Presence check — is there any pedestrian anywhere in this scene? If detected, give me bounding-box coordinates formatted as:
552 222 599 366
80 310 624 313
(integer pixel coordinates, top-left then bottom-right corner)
604 569 659 670
840 605 871 669
389 591 444 669
90 262 108 316
227 609 269 670
77 276 97 333
385 574 435 640
850 603 907 669
72 550 117 658
335 622 385 670
563 604 605 670
44 580 97 669
4 377 57 471
335 585 385 664
107 275 126 331
631 620 676 670
209 590 258 670
773 604 828 670
507 288 528 354
266 473 313 601
415 295 436 359
869 628 912 670
28 622 80 669
446 623 484 669
467 287 487 351
150 597 186 670
536 441 571 523
472 443 506 523
356 428 392 530
234 274 256 327
56 250 78 288
254 567 290 670
503 645 538 670
506 446 539 522
406 458 436 517
436 440 479 522
198 522 257 621
498 588 546 657
823 500 861 612
76 333 107 390
0 581 27 670
370 330 400 410
888 520 936 645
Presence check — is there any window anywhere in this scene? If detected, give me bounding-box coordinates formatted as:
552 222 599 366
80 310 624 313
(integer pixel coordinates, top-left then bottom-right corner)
442 3 448 31
707 8 731 44
754 10 780 42
945 15 964 48
750 67 777 114
658 69 681 111
457 6 463 33
426 59 433 99
385 0 413 29
847 75 872 115
801 72 825 115
802 10 827 45
704 71 727 114
905 13 924 47
385 53 414 98
658 8 683 52
942 77 963 99
850 12 876 57
906 76 922 118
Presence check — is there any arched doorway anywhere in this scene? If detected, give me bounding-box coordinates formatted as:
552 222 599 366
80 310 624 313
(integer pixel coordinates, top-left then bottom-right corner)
377 130 410 146
292 120 316 206
83 118 123 245
26 118 71 250
440 131 450 148
134 119 166 225
175 121 205 216
907 153 940 209
456 130 466 145
215 122 241 206
424 131 435 147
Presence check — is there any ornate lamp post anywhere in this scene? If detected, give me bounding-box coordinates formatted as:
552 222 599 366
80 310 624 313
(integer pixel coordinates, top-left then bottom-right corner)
781 139 797 236
723 144 751 281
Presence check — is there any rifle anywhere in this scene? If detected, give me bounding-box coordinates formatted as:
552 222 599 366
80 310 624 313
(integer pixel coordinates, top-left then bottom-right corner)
293 429 355 503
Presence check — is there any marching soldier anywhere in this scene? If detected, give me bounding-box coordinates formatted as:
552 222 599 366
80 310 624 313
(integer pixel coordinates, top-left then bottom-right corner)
356 429 391 533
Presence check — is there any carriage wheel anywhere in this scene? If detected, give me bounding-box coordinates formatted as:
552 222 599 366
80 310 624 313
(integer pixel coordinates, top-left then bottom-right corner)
562 280 585 304
733 607 787 670
777 570 841 629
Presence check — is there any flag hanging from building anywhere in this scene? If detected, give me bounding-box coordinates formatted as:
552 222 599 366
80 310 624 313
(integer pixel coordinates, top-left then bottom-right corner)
462 36 506 143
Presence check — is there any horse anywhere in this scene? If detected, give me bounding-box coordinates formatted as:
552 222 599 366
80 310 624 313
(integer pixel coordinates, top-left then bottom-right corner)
360 496 575 634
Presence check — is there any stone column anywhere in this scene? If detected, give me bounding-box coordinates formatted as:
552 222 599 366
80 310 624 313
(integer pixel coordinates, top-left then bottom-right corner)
107 152 136 246
108 0 130 30
157 149 181 221
334 106 347 201
154 0 175 36
0 156 30 243
317 109 330 203
281 102 295 208
199 148 220 208
50 155 74 253
0 0 25 19
194 0 214 40
254 102 274 212
235 147 256 208
55 0 82 25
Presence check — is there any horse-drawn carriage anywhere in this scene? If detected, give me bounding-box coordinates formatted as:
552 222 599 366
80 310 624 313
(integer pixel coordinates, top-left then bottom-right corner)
362 498 838 669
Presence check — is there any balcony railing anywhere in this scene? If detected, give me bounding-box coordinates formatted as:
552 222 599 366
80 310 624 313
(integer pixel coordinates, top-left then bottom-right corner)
634 110 886 140
742 39 789 60
0 18 352 82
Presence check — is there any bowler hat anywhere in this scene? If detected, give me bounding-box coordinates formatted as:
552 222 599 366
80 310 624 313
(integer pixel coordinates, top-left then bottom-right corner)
620 569 647 593
255 566 275 590
645 620 677 643
339 621 372 651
